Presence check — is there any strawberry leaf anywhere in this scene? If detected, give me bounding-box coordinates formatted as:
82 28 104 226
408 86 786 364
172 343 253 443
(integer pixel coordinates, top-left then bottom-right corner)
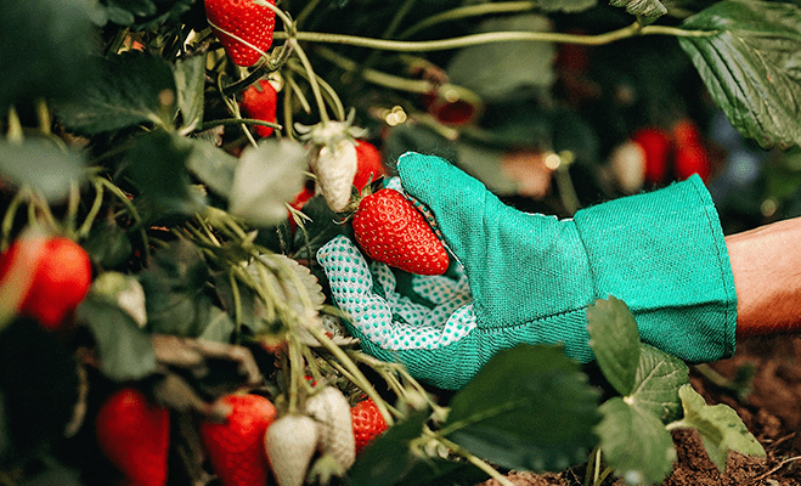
679 0 801 149
181 137 239 198
628 343 689 423
76 293 157 381
289 195 349 261
56 52 177 135
446 15 556 102
442 344 600 472
229 139 308 227
82 219 133 270
122 131 206 216
0 140 86 202
346 410 430 486
673 384 765 472
395 458 488 486
0 0 98 114
139 239 214 337
198 306 236 343
173 54 206 132
596 397 676 486
610 0 667 21
587 296 640 397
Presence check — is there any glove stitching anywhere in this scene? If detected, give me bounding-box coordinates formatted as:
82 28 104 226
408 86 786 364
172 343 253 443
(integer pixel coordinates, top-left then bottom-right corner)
686 176 738 357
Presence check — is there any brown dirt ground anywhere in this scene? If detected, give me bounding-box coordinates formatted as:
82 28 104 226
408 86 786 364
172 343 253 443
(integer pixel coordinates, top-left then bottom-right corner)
476 335 801 486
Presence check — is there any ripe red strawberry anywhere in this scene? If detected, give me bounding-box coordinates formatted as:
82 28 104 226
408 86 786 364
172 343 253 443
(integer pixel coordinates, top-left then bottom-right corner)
240 79 278 138
422 92 480 126
95 388 170 486
672 119 703 147
674 143 711 182
204 0 277 67
0 236 92 331
353 140 386 193
352 189 448 275
200 394 277 486
631 128 672 186
351 398 388 455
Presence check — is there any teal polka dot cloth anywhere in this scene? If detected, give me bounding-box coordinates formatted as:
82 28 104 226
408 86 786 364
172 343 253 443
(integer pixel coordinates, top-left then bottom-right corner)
317 236 474 351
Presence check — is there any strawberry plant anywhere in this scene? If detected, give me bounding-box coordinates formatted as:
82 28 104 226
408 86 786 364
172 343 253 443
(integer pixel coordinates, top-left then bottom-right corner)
1 0 801 485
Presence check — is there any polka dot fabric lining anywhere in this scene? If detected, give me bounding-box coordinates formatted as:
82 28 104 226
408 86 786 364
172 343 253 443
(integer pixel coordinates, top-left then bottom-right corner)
317 235 475 351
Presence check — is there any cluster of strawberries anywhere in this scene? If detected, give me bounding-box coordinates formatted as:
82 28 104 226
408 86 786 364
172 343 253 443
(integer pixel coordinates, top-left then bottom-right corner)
96 388 387 486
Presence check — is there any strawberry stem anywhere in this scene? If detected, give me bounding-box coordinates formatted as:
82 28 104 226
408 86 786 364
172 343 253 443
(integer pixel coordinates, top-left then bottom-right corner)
305 325 395 426
274 22 717 51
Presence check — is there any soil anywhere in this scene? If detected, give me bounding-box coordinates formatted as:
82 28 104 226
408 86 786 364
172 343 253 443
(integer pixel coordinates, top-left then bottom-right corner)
476 335 801 486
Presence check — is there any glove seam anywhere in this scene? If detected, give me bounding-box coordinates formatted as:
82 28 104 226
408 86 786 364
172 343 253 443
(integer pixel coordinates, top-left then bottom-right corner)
685 175 738 358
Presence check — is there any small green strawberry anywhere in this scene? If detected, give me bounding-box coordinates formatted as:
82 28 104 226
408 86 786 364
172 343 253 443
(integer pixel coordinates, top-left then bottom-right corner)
352 188 449 275
351 398 388 455
204 0 276 67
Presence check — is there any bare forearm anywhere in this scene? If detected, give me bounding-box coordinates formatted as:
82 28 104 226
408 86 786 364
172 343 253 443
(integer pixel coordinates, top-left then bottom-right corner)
726 218 801 338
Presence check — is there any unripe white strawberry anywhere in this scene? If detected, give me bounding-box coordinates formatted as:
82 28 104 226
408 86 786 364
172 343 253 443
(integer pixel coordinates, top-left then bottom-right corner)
305 386 356 472
310 139 358 212
265 414 319 486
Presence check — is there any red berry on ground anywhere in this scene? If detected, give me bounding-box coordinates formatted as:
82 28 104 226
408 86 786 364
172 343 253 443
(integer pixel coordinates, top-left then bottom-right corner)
353 140 386 193
204 0 276 67
351 398 388 455
95 388 170 486
352 189 449 276
200 394 277 486
0 236 92 331
240 79 278 138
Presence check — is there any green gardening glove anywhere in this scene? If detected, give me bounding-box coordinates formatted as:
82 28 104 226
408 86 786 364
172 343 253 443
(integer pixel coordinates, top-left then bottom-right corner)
318 152 738 390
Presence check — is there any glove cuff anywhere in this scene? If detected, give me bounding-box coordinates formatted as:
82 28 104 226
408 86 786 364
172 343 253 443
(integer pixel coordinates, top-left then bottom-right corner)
573 175 738 362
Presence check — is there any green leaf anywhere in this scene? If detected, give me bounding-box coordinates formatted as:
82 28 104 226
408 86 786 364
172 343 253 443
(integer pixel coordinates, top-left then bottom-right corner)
395 458 489 486
0 0 98 113
198 306 236 343
628 343 689 423
82 219 133 269
123 131 205 215
678 0 801 149
56 52 177 135
0 140 86 202
610 0 667 20
174 54 206 131
76 293 157 381
675 384 765 472
139 239 213 337
182 137 239 198
229 139 308 227
287 195 349 260
587 296 640 396
596 397 676 486
443 345 600 472
346 410 430 486
446 14 555 102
